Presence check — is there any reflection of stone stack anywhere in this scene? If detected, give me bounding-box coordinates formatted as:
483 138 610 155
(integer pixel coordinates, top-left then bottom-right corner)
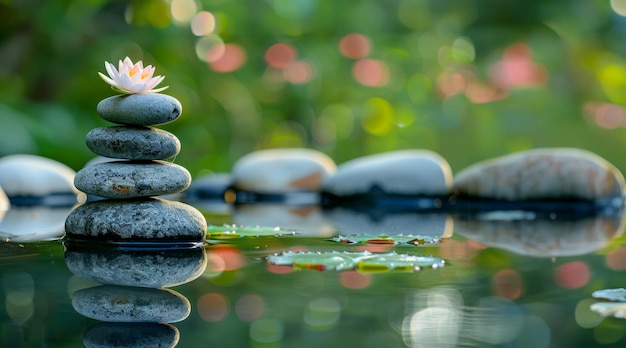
65 93 206 245
65 245 207 346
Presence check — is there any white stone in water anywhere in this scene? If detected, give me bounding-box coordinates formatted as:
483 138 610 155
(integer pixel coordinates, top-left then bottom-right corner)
454 214 622 257
322 150 453 196
0 154 79 198
0 188 8 218
453 148 625 201
72 285 190 323
232 148 336 194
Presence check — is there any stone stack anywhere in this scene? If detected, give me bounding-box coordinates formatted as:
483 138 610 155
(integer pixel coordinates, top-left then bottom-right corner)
65 93 206 246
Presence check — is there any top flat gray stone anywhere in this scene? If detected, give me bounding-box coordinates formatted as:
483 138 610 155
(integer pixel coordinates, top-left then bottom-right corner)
452 148 625 201
97 94 182 126
321 150 453 196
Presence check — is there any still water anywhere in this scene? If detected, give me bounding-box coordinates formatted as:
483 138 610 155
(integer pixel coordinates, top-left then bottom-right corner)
1 202 625 347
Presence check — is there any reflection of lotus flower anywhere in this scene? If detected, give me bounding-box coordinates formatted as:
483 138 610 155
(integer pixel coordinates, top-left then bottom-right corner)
98 57 168 94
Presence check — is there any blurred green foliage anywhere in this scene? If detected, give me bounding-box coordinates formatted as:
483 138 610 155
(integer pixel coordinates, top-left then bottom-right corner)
2 0 626 177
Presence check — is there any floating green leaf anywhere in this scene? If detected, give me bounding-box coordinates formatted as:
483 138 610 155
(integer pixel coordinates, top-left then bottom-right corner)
207 224 296 239
266 250 445 273
329 234 440 246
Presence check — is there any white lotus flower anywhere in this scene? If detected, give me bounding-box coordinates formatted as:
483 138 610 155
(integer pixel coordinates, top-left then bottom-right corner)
98 57 169 94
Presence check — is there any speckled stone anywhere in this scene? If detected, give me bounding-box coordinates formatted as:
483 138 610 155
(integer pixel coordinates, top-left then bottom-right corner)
64 246 207 287
97 94 182 126
322 150 453 196
0 154 79 202
74 161 191 199
83 322 179 348
72 285 190 323
64 197 206 243
86 126 180 160
452 148 625 201
454 213 622 257
232 148 336 194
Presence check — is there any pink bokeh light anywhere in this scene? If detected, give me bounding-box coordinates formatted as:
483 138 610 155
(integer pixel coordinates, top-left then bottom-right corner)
352 59 389 87
209 43 246 72
339 33 371 59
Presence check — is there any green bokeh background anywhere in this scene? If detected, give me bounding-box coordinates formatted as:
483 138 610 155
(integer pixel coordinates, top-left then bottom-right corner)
2 0 626 178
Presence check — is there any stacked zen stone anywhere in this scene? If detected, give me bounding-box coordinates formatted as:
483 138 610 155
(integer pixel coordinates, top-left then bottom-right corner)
65 94 206 245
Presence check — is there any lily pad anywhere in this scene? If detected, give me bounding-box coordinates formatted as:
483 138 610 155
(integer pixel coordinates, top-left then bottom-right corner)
329 234 440 246
590 302 626 318
206 224 296 239
266 250 445 272
592 288 626 302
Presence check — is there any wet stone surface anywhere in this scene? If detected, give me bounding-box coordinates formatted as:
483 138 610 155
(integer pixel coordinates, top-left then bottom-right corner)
86 126 180 160
96 94 182 126
64 197 206 243
74 160 191 199
72 285 190 323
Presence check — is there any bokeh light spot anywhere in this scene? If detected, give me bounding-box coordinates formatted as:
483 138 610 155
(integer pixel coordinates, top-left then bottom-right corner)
339 270 371 289
171 0 197 24
352 59 389 87
283 60 314 84
489 43 547 89
304 298 341 331
198 293 229 322
235 294 265 322
606 246 626 270
360 97 394 135
195 35 224 62
209 43 246 72
191 11 216 36
265 43 297 69
554 261 590 289
492 269 523 300
339 33 371 59
250 318 284 343
611 0 626 16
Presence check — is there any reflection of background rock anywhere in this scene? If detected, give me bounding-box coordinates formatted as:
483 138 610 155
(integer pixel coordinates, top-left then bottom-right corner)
402 286 549 348
233 203 335 236
326 209 453 238
0 206 73 242
454 214 623 257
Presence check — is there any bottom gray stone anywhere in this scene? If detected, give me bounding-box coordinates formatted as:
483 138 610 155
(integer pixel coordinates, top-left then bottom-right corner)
83 322 179 348
64 197 206 243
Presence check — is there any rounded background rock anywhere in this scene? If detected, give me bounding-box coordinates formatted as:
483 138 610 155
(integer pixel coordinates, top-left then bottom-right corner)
322 150 453 196
96 94 182 126
232 148 336 194
452 148 625 201
64 197 206 243
72 285 190 323
74 161 191 199
86 126 180 160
